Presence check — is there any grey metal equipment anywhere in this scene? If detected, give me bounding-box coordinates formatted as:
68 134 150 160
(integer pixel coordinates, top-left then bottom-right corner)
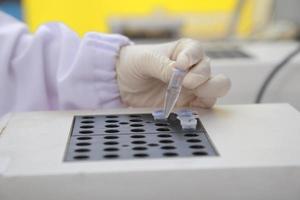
64 113 217 161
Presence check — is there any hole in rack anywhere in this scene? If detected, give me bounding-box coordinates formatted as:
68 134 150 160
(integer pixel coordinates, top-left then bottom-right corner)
74 155 89 160
130 119 143 122
131 135 145 139
76 142 91 146
184 133 199 137
163 152 178 157
130 123 144 127
133 153 149 158
157 134 172 138
80 125 94 129
119 122 129 125
131 129 145 133
81 120 94 124
77 136 92 140
106 115 118 118
105 129 120 133
161 146 176 150
103 147 119 152
156 128 171 132
187 139 201 143
75 148 90 152
132 140 146 144
104 135 119 139
104 141 119 145
79 130 93 134
103 154 119 159
82 116 94 119
190 145 204 149
193 151 208 156
105 120 119 123
132 146 147 151
105 124 119 128
159 139 174 144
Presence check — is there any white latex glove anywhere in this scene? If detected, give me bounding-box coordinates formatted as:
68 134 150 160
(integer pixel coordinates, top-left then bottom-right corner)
116 38 231 108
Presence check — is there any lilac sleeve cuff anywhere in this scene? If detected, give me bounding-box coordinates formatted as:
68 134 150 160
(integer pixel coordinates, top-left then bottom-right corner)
57 32 131 110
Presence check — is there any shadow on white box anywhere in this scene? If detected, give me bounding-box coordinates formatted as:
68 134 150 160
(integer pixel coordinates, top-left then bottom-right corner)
0 104 300 200
209 41 300 111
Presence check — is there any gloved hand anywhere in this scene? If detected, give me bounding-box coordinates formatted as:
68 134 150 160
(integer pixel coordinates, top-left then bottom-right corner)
116 38 231 108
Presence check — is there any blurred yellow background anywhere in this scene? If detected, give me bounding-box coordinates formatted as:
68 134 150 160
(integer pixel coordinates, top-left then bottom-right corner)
23 0 262 39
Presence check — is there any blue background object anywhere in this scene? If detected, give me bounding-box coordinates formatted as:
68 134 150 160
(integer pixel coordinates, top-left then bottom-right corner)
0 0 23 20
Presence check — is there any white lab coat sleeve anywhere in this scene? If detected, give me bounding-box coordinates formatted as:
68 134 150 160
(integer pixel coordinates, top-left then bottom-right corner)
0 12 131 117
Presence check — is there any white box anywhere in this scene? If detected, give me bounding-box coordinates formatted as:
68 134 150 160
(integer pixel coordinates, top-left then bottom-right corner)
0 104 300 200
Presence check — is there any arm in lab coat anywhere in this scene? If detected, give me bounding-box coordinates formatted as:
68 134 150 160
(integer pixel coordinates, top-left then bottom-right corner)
0 12 130 117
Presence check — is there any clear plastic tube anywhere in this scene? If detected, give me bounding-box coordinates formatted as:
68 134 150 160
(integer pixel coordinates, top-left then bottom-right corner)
176 109 198 130
163 68 186 118
152 109 166 121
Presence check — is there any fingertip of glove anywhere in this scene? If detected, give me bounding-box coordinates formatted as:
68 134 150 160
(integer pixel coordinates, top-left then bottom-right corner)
182 58 211 90
216 74 231 97
175 53 190 70
191 74 231 98
182 73 208 90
